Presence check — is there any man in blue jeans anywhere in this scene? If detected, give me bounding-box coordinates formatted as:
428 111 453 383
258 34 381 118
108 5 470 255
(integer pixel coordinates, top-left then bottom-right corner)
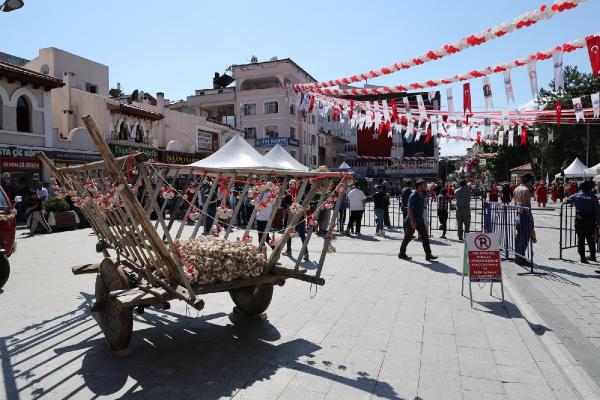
399 179 438 261
373 185 386 236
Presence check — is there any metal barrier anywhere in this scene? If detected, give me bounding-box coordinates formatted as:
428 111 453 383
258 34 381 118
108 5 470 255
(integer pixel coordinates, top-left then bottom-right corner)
361 197 403 228
428 196 484 237
483 202 539 274
557 202 600 260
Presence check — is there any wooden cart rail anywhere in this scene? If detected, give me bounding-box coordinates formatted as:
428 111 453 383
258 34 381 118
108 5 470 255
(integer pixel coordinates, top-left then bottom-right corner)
38 114 350 311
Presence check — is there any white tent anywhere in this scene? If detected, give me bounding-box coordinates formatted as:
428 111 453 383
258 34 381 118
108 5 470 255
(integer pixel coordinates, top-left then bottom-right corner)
263 144 309 171
338 161 351 170
584 162 600 176
555 157 588 178
188 134 279 170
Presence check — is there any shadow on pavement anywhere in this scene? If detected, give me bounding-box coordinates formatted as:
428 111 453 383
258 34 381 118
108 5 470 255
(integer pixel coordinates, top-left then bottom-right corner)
1 292 405 400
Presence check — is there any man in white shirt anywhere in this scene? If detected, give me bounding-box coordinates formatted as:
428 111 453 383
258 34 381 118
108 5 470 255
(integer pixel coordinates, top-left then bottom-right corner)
345 184 366 236
35 182 49 200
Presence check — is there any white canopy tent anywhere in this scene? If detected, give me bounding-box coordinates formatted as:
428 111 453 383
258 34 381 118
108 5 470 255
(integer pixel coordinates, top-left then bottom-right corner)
263 144 309 171
188 134 280 170
584 162 600 176
555 157 589 178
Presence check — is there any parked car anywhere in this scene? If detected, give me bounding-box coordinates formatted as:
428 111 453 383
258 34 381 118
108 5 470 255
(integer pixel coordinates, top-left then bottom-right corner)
0 186 17 288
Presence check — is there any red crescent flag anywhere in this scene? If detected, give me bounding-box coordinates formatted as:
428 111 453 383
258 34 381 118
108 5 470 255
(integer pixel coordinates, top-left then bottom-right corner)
586 36 600 78
463 83 472 115
390 99 399 121
555 101 561 126
520 127 528 145
476 130 481 144
308 96 315 113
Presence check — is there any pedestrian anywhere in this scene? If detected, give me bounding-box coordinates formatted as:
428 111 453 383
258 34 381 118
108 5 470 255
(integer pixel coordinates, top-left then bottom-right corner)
551 182 558 203
398 179 438 261
535 182 548 207
567 180 578 197
437 187 450 239
454 179 471 241
345 184 366 237
26 192 52 236
255 190 274 247
338 191 349 232
401 180 413 231
558 183 565 203
35 182 49 201
513 173 536 266
201 182 218 235
383 181 391 228
373 185 386 236
566 180 600 265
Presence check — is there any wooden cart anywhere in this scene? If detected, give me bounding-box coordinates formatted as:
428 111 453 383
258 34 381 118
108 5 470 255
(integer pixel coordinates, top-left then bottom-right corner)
38 115 351 354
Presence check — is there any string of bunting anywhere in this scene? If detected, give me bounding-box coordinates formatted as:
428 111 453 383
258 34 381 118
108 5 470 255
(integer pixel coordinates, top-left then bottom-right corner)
292 0 585 91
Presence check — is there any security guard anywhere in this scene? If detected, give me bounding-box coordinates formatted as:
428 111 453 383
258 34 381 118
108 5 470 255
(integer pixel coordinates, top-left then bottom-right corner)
566 181 600 264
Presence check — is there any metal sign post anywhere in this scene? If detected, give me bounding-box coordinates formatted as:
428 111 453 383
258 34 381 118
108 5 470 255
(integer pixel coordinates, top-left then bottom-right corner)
461 232 504 308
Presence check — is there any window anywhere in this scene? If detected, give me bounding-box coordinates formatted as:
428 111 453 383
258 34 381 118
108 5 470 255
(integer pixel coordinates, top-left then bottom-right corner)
135 125 144 143
327 115 331 123
265 125 278 138
311 135 316 146
312 155 317 166
311 115 315 125
118 122 129 140
16 96 31 133
264 101 278 114
0 95 3 130
289 127 296 139
242 103 256 116
243 127 256 139
289 104 295 115
85 82 98 94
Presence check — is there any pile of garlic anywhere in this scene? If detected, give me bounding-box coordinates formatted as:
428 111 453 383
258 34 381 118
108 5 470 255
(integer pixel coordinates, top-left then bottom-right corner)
174 237 266 285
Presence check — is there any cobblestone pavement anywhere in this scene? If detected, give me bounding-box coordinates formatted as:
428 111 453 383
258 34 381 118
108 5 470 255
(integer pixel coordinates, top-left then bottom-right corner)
0 222 579 400
498 204 600 397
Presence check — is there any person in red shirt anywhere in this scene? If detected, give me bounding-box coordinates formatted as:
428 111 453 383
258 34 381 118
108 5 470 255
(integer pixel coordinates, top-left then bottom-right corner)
567 180 578 197
535 182 548 207
489 184 499 202
446 183 455 199
551 182 558 203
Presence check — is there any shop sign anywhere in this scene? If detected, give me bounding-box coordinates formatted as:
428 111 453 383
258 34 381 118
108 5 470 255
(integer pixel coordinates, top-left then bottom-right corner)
109 144 158 159
197 129 219 151
1 158 41 171
254 137 289 148
159 151 203 165
0 147 40 158
49 151 101 162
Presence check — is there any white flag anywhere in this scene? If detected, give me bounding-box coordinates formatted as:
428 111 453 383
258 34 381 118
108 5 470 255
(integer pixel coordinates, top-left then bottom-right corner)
592 92 600 118
498 129 504 145
431 115 439 135
446 88 455 114
517 125 522 137
381 100 390 121
553 51 564 92
403 97 412 119
482 77 494 109
548 128 554 142
533 132 539 143
573 97 585 122
456 120 463 137
502 111 510 133
428 90 437 102
416 94 427 121
527 62 539 98
508 130 514 146
503 70 515 103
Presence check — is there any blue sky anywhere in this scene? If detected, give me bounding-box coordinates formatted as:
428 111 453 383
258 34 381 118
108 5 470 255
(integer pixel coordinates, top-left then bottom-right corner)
2 0 599 155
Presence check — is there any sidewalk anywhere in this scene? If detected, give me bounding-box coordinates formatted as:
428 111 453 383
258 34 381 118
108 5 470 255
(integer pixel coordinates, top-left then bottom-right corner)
0 225 578 399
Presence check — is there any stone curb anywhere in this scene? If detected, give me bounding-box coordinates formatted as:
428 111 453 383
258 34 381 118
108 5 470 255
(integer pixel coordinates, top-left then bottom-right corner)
502 277 600 400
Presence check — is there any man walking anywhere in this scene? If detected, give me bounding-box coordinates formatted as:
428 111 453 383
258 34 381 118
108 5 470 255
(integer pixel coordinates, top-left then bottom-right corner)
566 181 600 265
513 173 536 266
401 181 413 231
26 192 52 236
454 179 471 241
345 183 366 237
398 179 437 261
437 187 450 239
373 185 386 236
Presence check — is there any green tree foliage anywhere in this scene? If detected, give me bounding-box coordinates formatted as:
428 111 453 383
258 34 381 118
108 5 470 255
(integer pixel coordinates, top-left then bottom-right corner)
482 66 600 182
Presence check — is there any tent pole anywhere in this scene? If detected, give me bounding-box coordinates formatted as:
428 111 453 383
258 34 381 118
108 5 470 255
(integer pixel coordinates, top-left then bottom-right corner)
586 124 590 167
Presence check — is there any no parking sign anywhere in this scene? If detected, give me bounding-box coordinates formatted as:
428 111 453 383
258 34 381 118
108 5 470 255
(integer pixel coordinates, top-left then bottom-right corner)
462 232 504 307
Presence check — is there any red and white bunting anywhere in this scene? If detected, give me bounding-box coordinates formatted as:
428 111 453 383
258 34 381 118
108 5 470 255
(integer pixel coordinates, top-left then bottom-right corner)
292 0 585 92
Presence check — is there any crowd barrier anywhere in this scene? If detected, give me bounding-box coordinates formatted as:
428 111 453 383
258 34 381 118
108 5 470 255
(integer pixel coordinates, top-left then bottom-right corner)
483 202 537 274
427 196 484 237
557 202 600 260
361 197 403 228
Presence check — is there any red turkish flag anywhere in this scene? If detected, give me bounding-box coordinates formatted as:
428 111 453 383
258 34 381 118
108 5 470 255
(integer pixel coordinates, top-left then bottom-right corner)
463 83 472 114
587 36 600 78
357 125 393 158
520 127 528 145
390 99 399 121
308 96 315 113
555 101 561 126
476 130 481 144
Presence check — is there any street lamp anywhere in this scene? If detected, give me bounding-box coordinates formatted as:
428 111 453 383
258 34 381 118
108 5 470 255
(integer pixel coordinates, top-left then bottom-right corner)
1 0 24 12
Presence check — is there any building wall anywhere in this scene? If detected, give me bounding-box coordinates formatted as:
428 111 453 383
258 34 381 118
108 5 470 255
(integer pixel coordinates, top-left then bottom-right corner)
0 78 49 142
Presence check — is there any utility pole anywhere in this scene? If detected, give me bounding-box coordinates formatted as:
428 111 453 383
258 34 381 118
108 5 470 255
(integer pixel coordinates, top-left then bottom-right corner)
586 124 590 166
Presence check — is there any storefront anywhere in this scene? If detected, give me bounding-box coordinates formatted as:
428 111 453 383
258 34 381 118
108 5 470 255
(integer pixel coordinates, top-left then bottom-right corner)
47 150 102 169
0 146 43 198
108 144 159 160
159 150 204 165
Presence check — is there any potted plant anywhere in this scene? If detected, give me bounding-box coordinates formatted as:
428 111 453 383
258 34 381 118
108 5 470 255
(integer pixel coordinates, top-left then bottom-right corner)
42 197 80 230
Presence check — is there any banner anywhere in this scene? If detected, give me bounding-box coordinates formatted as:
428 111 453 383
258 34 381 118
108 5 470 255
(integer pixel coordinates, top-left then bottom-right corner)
416 94 427 120
573 97 585 122
592 92 600 118
548 128 554 142
463 83 472 114
555 101 562 126
587 35 600 78
527 62 539 98
553 50 564 91
503 70 515 103
447 88 455 114
357 125 393 158
508 130 514 147
498 129 504 145
482 77 494 109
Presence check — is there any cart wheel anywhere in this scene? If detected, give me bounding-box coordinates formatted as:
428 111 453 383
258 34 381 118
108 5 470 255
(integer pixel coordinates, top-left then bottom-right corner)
94 258 133 354
0 254 9 289
229 285 273 317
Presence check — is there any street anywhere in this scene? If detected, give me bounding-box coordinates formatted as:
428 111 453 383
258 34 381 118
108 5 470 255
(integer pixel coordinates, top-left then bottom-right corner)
0 205 592 400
